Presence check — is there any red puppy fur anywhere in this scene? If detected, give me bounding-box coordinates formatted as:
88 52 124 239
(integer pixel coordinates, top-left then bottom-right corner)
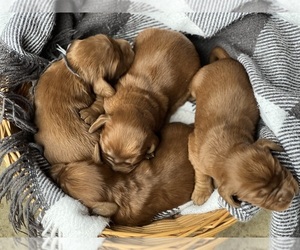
89 28 200 173
69 35 134 124
50 123 195 226
34 34 134 164
188 47 299 211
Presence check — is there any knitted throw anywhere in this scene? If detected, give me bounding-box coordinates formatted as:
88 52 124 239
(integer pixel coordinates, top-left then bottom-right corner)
1 0 300 246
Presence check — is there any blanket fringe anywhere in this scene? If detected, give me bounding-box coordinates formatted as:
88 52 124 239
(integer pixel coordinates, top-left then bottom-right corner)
0 153 41 235
0 141 65 236
0 124 65 236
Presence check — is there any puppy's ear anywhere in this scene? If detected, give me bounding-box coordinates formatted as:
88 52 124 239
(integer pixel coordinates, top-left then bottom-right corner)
93 143 102 164
218 185 241 208
145 135 159 159
93 78 115 98
254 139 283 152
89 114 110 133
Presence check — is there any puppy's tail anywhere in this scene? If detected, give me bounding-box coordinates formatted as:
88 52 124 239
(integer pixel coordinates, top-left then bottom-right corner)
209 46 230 63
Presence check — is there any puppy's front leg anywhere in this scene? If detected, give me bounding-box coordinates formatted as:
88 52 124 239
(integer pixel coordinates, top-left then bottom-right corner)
192 172 214 205
80 96 105 125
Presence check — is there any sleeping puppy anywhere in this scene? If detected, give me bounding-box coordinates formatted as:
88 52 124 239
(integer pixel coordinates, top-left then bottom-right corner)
188 46 299 211
50 123 195 226
34 34 134 164
89 28 200 173
68 34 134 124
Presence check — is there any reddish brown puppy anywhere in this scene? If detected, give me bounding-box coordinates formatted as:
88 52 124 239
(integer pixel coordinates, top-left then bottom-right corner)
34 34 134 165
188 47 298 211
50 123 195 226
89 28 200 173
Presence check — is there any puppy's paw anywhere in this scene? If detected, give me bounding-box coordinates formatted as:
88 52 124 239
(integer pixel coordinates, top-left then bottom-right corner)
92 201 119 217
191 186 214 205
80 107 103 125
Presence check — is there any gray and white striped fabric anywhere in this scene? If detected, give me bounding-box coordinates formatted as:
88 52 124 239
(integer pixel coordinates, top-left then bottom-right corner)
1 0 300 242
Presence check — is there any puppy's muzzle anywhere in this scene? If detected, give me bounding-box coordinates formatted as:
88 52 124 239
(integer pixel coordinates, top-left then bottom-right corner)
263 176 299 211
103 155 140 173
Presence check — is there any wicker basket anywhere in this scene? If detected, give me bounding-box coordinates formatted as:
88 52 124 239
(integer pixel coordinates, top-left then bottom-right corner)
100 238 229 249
0 117 236 239
0 84 236 240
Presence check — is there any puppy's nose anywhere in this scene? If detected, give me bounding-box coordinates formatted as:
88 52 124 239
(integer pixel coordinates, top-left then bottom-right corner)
112 164 136 174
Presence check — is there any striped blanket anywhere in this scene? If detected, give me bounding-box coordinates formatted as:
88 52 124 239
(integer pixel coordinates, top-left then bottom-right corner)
1 0 300 244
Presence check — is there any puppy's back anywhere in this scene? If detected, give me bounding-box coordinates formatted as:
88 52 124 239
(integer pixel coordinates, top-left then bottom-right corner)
122 28 200 97
191 55 258 125
152 123 195 198
34 60 98 164
112 123 195 226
